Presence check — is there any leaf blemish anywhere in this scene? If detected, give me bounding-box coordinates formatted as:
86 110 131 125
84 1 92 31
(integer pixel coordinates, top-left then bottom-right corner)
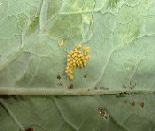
131 101 135 106
58 39 64 48
83 74 87 78
140 102 144 108
57 74 61 80
68 83 74 89
25 128 34 131
116 92 128 97
98 107 109 120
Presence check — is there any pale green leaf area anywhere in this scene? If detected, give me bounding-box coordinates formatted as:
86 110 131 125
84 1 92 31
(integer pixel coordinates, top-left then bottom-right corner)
0 0 155 130
0 95 155 131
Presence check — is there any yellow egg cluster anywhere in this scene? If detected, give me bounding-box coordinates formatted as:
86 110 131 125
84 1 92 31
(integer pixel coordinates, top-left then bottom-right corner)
65 44 90 80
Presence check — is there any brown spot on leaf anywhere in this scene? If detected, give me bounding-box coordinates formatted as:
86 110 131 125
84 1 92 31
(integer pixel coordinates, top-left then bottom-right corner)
131 101 135 106
25 128 34 131
68 84 74 89
57 74 61 80
83 74 87 78
140 102 144 108
123 92 129 95
116 92 126 97
98 107 109 119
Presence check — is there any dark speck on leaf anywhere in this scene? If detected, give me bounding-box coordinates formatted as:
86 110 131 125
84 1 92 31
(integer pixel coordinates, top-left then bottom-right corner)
123 92 129 95
83 74 87 78
57 74 61 80
68 84 74 89
131 101 135 106
98 107 109 119
116 92 126 97
25 128 34 131
140 102 144 108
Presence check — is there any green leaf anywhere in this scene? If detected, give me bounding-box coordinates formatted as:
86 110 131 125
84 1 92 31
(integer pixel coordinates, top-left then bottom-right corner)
1 0 155 89
0 94 155 131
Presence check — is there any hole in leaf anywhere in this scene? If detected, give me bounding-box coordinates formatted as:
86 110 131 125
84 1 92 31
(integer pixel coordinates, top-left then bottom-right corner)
116 92 127 97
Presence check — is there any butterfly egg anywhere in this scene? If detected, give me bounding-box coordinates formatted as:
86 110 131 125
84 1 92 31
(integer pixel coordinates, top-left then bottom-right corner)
67 62 71 67
74 57 78 61
67 54 71 58
65 69 69 73
76 50 80 54
76 58 80 63
84 51 89 55
79 64 84 68
85 56 90 60
72 59 76 64
73 48 78 53
77 54 82 58
81 55 85 60
83 47 90 52
73 52 78 58
79 60 83 66
83 62 86 67
83 59 87 63
59 39 64 48
72 62 76 67
65 68 70 73
71 54 76 58
76 44 82 49
67 58 71 62
68 67 72 71
66 65 70 69
69 75 74 80
69 60 73 65
69 66 73 70
65 44 90 80
83 59 87 64
76 61 80 67
69 51 74 56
